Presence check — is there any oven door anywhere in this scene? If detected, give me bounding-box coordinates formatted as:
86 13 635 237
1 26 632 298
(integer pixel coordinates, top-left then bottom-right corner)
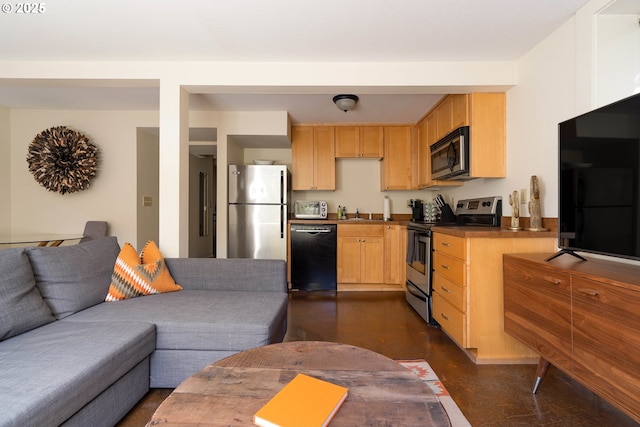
406 231 431 295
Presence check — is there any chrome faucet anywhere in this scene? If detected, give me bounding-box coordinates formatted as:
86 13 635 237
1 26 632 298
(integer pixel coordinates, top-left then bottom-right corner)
355 208 360 219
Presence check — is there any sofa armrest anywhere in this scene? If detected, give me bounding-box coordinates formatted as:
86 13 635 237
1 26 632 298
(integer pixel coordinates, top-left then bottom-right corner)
164 258 287 293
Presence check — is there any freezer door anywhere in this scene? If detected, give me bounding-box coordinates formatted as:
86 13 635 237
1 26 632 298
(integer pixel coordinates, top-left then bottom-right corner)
229 165 289 204
228 204 287 260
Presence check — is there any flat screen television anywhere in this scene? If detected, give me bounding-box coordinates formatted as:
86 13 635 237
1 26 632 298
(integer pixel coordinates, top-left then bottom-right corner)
555 92 640 261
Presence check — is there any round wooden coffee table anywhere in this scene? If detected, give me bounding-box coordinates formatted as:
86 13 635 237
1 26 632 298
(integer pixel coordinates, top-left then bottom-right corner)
147 341 451 426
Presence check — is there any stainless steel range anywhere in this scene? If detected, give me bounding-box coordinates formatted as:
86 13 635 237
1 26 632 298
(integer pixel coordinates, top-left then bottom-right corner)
405 196 502 324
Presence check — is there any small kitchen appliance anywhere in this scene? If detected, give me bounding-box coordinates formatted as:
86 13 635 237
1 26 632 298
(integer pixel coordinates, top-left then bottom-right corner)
294 200 328 219
408 199 424 222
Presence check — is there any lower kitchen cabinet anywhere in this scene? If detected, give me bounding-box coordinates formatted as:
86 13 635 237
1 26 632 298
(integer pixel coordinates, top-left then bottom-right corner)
337 224 384 284
431 231 555 363
383 224 406 285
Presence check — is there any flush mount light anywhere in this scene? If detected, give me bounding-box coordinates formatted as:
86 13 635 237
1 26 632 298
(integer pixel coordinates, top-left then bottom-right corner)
333 94 359 112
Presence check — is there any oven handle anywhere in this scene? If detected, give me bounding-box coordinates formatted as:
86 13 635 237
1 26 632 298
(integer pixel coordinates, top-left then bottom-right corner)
406 282 427 302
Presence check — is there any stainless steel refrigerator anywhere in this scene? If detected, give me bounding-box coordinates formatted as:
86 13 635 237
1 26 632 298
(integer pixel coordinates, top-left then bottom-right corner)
228 165 291 260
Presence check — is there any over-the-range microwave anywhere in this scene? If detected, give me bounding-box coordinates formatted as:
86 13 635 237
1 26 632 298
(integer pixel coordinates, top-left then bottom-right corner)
294 200 328 219
430 126 473 181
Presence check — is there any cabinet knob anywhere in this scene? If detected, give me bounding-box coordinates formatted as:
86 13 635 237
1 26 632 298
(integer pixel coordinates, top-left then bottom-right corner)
441 264 451 270
440 286 451 293
440 312 451 321
441 242 451 247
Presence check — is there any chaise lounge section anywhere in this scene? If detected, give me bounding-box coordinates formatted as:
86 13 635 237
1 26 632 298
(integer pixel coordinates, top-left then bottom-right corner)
0 237 288 427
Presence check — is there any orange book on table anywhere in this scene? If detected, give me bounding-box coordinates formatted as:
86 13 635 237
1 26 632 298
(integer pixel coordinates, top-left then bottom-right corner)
253 373 348 427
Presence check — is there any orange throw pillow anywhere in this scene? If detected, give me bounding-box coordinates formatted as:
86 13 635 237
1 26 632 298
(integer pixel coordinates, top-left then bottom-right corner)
106 241 182 301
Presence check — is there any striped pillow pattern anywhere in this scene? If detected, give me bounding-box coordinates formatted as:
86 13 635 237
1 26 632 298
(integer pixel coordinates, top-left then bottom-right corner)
106 241 182 301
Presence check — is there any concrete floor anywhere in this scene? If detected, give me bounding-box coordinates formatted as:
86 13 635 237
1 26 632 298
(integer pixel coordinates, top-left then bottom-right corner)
118 291 638 426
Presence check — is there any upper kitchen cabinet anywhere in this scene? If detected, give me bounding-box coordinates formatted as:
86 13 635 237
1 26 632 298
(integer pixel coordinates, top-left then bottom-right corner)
292 126 336 191
467 92 506 178
380 126 413 191
335 126 384 158
417 92 506 185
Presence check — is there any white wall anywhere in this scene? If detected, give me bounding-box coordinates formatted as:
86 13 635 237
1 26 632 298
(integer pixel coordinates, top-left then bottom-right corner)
0 107 10 235
9 110 157 245
136 128 160 248
596 13 640 105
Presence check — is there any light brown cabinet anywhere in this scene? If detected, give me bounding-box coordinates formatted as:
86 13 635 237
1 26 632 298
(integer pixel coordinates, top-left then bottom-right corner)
431 231 555 363
416 93 505 187
383 224 406 285
504 253 640 423
335 126 383 158
291 126 335 190
380 126 413 190
337 224 384 284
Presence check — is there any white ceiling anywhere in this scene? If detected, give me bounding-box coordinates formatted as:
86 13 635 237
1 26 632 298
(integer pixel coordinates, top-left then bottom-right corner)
0 0 636 125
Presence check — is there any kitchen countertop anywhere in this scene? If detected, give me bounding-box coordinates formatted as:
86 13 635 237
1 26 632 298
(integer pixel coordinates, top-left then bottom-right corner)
431 225 556 238
289 218 406 225
289 218 557 238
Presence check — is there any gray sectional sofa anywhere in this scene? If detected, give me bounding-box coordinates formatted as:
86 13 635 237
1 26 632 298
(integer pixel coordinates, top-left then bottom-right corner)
0 236 288 427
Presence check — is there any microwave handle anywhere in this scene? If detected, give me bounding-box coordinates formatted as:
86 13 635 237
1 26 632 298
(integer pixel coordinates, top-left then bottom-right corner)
446 142 457 171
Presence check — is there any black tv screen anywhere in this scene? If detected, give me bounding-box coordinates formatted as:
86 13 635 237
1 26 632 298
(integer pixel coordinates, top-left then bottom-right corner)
558 92 640 260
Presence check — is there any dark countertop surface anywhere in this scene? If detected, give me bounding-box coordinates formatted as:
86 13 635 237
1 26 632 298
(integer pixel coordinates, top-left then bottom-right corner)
288 218 556 238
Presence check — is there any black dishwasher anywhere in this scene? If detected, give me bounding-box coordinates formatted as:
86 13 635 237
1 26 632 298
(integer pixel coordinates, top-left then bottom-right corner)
290 224 337 291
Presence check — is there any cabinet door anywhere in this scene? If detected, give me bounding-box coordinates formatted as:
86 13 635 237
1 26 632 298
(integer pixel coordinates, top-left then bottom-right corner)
572 277 640 418
359 126 384 158
435 96 452 140
381 126 412 190
417 118 430 188
384 225 406 284
335 126 359 158
361 237 384 283
503 256 573 372
468 92 506 178
337 237 361 283
450 94 469 129
313 126 336 190
360 237 384 283
291 127 315 190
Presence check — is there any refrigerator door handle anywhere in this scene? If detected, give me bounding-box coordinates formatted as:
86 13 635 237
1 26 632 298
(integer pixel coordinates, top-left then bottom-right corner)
280 204 285 238
280 171 284 204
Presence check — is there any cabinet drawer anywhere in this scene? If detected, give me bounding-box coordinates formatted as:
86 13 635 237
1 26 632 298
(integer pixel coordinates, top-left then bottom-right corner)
433 251 465 285
433 273 465 312
433 291 466 346
433 233 465 260
338 224 384 237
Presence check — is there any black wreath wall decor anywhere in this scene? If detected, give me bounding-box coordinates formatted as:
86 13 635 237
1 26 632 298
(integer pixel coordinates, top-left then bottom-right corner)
26 126 99 195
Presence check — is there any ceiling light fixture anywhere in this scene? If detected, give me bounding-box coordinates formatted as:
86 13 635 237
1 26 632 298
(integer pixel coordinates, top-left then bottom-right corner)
333 94 359 112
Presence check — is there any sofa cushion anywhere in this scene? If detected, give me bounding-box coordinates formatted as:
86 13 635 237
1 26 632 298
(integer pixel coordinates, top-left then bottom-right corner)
106 241 181 301
0 320 155 427
67 290 288 351
0 248 55 341
27 236 120 319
